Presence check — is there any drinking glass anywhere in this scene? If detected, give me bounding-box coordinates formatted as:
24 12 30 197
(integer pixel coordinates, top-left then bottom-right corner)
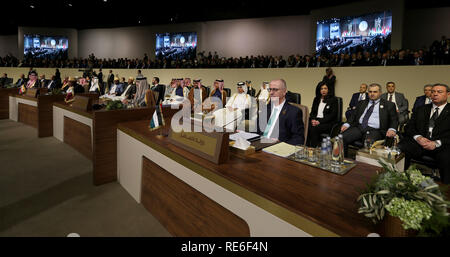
295 145 305 160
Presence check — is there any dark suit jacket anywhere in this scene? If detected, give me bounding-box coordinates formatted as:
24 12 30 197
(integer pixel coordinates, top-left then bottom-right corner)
381 92 408 114
46 80 58 90
15 78 25 87
152 84 165 104
348 98 399 134
412 95 428 114
258 102 305 145
348 92 369 110
405 103 450 146
40 79 49 88
310 96 338 125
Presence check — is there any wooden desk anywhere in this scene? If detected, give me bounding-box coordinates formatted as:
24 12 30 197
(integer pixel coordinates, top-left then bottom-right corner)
53 102 94 160
117 120 379 237
9 94 65 137
0 88 18 119
53 102 155 185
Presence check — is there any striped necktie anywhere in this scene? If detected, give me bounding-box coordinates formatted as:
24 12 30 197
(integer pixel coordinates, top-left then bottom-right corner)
263 107 280 138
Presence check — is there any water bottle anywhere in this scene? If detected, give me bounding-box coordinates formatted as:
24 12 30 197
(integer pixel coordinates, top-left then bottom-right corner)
338 134 344 164
326 136 332 154
364 131 371 150
320 142 328 168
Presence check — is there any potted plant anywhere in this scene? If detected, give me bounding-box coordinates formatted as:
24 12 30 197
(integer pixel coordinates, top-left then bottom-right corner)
357 159 450 236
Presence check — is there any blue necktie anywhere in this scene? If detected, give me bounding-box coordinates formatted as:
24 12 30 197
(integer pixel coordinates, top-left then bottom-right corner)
361 101 375 129
358 94 362 101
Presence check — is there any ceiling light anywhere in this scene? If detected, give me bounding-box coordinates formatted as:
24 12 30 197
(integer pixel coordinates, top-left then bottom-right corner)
68 3 72 7
30 5 35 8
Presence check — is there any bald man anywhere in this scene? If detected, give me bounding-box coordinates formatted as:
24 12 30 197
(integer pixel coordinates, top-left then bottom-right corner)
257 79 304 145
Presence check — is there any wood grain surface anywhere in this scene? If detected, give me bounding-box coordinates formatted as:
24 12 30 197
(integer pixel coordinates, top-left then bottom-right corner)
18 103 38 128
92 107 154 185
0 88 18 119
64 116 92 160
118 119 381 236
141 156 250 237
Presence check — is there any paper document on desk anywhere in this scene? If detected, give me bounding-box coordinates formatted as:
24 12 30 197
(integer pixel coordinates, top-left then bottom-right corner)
262 142 296 158
230 131 260 141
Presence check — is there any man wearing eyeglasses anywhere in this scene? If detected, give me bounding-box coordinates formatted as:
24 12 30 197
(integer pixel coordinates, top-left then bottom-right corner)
257 79 304 145
399 84 450 184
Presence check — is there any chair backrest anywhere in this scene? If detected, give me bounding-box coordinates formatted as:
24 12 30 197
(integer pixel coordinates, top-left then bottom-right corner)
204 86 210 97
286 91 301 104
153 91 160 104
336 97 343 124
289 103 309 143
224 88 231 97
145 89 156 107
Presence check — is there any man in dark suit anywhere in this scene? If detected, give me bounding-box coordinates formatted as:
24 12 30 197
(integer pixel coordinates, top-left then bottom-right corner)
151 77 165 104
340 83 399 156
46 75 59 91
381 82 409 126
345 83 368 120
399 84 450 184
97 69 103 87
107 70 114 90
39 74 49 89
412 84 433 113
0 73 9 87
15 74 26 87
258 79 304 145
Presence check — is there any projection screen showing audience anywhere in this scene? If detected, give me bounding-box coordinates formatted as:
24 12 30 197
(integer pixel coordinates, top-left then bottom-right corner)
316 10 392 56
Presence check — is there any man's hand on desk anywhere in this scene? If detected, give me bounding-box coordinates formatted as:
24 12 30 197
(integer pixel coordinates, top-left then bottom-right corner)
340 125 348 133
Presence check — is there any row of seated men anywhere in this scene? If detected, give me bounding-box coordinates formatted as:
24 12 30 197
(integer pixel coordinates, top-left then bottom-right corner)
8 71 450 184
161 78 450 186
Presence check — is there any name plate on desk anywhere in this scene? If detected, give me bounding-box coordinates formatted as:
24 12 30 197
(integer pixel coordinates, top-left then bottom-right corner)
25 88 38 98
168 130 229 164
71 95 92 112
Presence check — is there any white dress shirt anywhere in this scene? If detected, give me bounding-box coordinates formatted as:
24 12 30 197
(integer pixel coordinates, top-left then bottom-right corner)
413 102 447 147
317 100 327 118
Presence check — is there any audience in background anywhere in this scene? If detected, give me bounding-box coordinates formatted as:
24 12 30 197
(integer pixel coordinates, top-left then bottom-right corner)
412 84 433 114
380 82 409 126
345 83 368 120
1 37 448 69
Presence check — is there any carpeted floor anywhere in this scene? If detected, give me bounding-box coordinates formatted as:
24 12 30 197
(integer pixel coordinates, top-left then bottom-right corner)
0 119 171 237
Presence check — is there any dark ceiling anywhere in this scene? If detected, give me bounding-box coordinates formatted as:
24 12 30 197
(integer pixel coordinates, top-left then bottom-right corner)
1 0 449 35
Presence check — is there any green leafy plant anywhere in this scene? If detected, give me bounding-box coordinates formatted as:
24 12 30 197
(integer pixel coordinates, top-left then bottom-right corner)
50 88 62 95
358 159 450 235
105 100 124 110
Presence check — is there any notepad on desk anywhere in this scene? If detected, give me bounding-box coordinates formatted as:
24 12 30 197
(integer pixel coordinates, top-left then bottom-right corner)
262 142 296 158
229 131 260 141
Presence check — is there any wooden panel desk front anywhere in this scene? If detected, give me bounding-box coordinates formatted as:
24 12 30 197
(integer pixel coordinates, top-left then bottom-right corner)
0 88 18 119
53 102 153 185
9 94 64 137
117 120 379 237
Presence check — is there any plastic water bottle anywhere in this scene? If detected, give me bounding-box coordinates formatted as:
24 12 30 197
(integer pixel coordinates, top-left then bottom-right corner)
338 134 344 164
320 142 328 168
326 136 332 154
364 131 371 150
